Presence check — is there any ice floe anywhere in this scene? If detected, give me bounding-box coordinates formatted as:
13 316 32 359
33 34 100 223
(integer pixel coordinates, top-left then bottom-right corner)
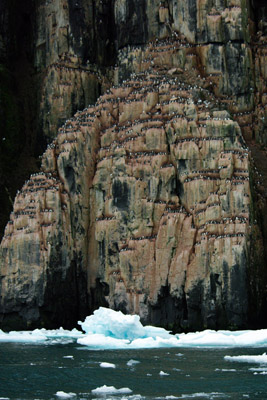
249 367 267 371
159 370 170 376
99 362 116 368
55 391 76 398
176 329 267 347
215 368 236 372
158 394 227 399
127 359 140 366
0 327 83 343
1 307 267 349
77 307 175 349
224 353 267 363
91 385 132 395
175 394 227 399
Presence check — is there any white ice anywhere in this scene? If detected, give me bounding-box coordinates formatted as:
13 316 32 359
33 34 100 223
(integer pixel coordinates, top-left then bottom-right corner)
55 391 76 398
177 394 226 399
1 307 267 350
127 359 140 366
91 385 132 395
99 362 116 368
215 368 236 372
159 370 169 376
0 329 47 342
224 353 267 363
78 307 173 349
0 327 83 343
77 308 267 349
158 394 226 399
249 367 267 371
177 329 267 347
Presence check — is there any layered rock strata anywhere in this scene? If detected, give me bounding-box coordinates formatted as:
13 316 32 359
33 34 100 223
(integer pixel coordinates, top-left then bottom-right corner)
1 33 259 331
0 0 266 331
1 0 266 239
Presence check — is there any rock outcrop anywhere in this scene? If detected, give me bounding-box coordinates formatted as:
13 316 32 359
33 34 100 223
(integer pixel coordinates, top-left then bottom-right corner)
0 0 266 331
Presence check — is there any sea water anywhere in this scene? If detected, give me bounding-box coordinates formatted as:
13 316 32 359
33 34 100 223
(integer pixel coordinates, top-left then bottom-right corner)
1 343 267 399
0 308 267 400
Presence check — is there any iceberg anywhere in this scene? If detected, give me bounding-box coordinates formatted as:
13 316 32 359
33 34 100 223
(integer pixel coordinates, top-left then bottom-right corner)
78 307 172 341
77 307 267 349
1 307 267 349
77 307 179 349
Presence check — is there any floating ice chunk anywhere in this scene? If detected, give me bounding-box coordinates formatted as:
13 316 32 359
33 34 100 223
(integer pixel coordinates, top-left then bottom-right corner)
224 353 267 363
55 391 76 398
77 333 130 349
2 307 267 349
78 307 267 349
99 362 116 368
215 368 236 372
121 396 143 400
91 385 132 395
159 370 169 376
127 359 140 366
0 329 47 342
222 369 236 372
249 367 267 371
179 394 226 398
79 307 172 341
0 327 83 343
177 329 267 347
129 336 180 348
77 308 180 349
41 327 83 339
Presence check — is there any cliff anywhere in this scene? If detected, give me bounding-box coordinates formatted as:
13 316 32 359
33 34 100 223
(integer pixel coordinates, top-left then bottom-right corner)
0 0 266 331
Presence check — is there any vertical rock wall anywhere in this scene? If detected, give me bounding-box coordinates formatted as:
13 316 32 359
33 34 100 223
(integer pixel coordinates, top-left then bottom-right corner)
0 0 266 330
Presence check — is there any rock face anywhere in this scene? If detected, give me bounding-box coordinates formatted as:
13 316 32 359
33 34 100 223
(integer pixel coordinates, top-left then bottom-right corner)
0 0 266 330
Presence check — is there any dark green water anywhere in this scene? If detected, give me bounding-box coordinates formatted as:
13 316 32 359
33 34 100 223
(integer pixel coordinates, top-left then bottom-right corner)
0 342 267 399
